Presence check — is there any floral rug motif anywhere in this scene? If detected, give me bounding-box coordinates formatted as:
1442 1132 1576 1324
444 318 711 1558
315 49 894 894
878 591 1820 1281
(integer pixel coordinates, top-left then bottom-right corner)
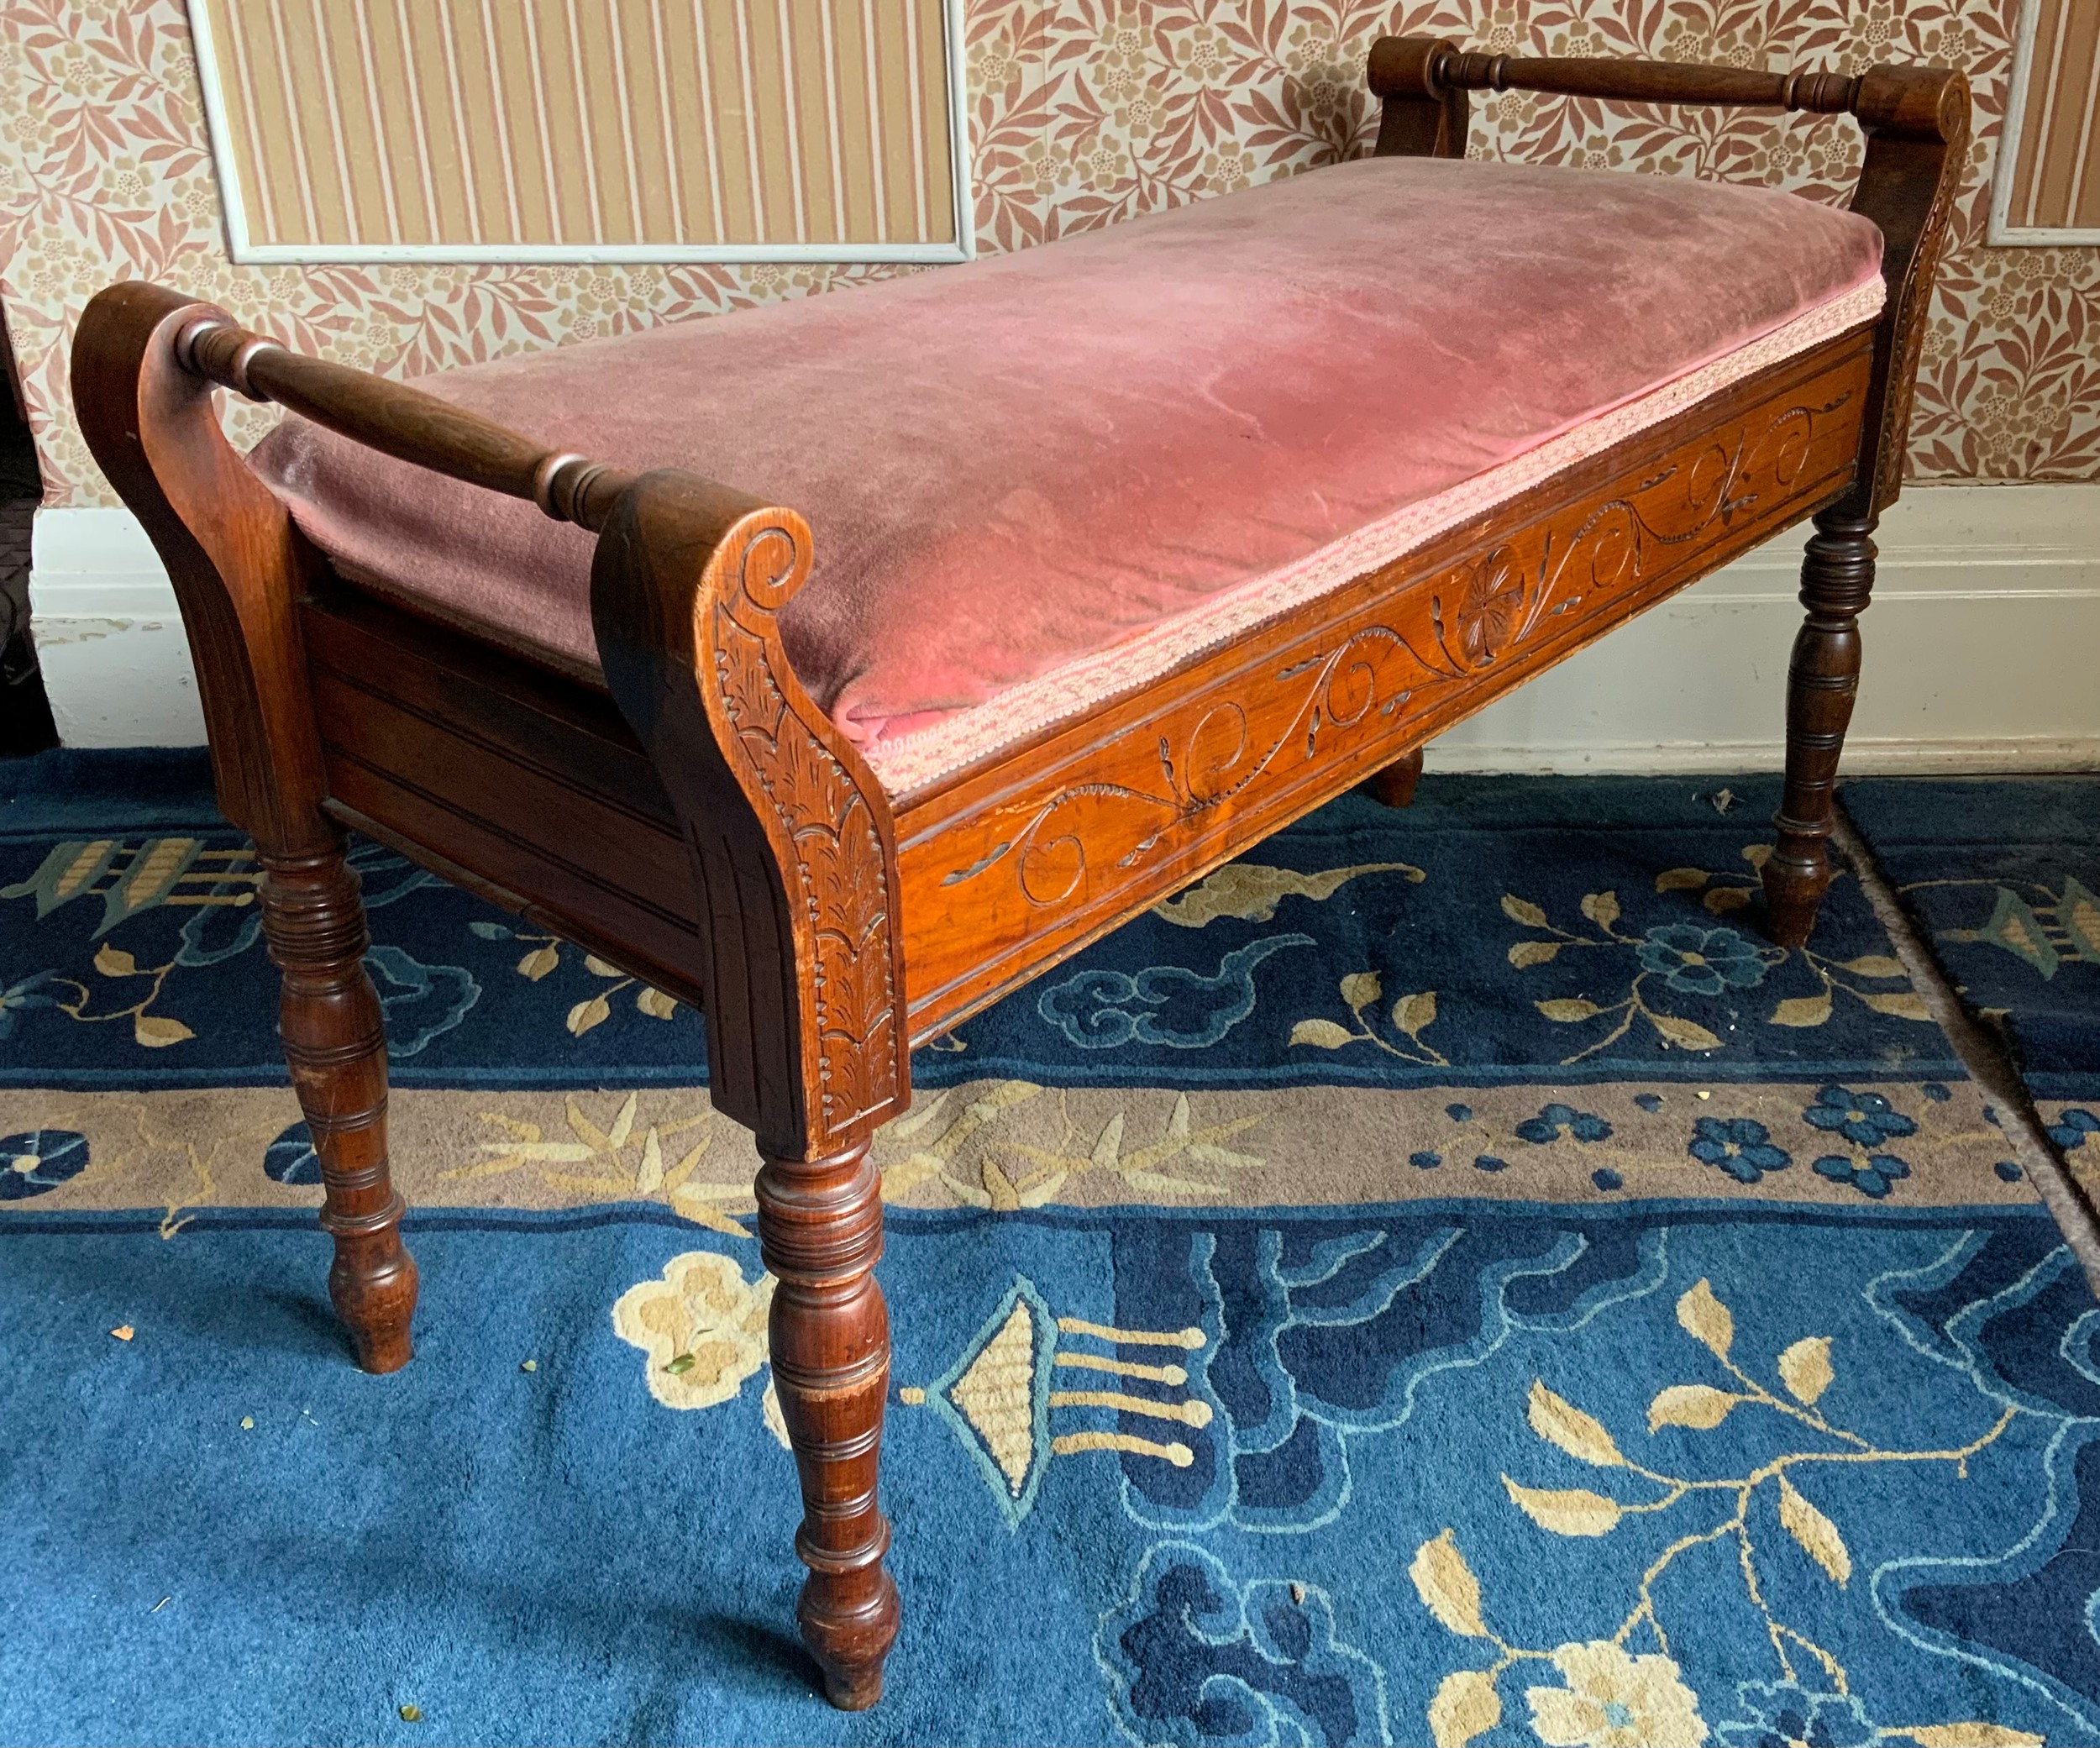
0 759 1962 1091
3 753 2095 1747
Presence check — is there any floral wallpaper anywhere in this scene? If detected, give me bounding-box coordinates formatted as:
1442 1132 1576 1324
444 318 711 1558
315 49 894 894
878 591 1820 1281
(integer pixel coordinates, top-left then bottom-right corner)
2 0 2096 511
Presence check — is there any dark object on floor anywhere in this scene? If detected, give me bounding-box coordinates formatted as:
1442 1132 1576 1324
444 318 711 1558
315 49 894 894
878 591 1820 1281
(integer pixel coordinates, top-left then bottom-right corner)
0 362 57 759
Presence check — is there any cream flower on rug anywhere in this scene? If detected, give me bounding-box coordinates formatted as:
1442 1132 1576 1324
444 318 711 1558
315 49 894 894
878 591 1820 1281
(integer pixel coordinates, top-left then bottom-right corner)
1525 1640 1709 1748
612 1251 787 1442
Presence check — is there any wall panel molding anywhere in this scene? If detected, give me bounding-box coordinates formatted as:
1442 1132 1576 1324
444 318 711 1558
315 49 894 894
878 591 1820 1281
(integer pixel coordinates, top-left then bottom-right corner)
1991 0 2100 245
187 0 974 264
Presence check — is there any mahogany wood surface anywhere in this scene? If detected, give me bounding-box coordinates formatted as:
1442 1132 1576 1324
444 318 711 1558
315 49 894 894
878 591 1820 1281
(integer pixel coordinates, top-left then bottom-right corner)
298 587 706 1004
1370 38 1871 112
1369 39 1971 941
1368 748 1425 810
262 842 416 1373
588 475 906 1698
1765 69 1969 941
66 39 1967 1710
71 282 421 1375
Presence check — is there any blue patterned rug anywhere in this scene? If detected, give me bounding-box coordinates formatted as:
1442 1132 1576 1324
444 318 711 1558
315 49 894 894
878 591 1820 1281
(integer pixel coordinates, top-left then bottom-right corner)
1849 776 2100 1195
2 754 2094 1747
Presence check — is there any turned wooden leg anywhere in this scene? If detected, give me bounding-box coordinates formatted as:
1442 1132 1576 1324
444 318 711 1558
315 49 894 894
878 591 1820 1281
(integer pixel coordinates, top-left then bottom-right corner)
1763 508 1877 949
1368 747 1425 809
260 842 417 1373
757 1139 899 1709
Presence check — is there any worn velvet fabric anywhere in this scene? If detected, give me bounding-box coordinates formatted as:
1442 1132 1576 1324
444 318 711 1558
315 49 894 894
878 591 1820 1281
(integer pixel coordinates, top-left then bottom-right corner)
249 155 1883 795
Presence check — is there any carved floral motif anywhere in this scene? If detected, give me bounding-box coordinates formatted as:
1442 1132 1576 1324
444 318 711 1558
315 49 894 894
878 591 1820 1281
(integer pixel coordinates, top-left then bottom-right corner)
1448 549 1528 666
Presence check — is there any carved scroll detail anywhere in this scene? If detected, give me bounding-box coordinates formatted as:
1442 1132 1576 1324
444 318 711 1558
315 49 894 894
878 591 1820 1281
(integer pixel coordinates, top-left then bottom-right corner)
944 622 1441 910
1467 391 1838 661
591 479 906 1160
710 526 903 1146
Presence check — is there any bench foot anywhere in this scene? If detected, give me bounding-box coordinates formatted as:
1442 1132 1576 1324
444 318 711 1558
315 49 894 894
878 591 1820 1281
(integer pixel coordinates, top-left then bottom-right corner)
1763 508 1877 950
805 1569 899 1710
759 1140 900 1709
261 843 417 1374
1367 748 1425 809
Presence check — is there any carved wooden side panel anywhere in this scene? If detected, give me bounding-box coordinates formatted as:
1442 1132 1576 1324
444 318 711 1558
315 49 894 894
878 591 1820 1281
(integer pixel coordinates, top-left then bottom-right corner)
1853 74 1971 513
708 523 906 1147
895 337 1873 1036
591 474 908 1161
1868 176 1955 511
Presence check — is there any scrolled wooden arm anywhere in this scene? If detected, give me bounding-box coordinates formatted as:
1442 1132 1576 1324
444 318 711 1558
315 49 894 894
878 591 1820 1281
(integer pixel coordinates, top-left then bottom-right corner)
75 281 333 845
590 472 910 1157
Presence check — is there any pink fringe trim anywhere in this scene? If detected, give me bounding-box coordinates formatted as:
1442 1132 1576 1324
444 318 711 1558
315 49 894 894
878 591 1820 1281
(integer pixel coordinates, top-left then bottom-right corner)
860 276 1886 801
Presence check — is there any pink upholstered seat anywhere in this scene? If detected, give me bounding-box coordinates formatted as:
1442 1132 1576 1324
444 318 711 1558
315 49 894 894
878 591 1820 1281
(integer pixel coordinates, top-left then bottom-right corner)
249 155 1883 801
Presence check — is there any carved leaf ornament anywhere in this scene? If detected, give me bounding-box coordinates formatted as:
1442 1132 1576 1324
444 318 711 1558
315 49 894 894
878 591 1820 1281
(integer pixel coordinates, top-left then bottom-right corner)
711 522 902 1145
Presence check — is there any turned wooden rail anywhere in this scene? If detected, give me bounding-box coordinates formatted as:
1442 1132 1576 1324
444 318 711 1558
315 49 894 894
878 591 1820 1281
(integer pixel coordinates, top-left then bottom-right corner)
176 316 642 533
1371 41 1870 113
1366 38 1962 124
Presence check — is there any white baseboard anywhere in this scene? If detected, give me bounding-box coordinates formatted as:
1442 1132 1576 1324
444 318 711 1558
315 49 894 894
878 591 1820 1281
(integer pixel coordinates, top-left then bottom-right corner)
1431 481 2100 774
30 507 207 748
30 483 2100 766
1427 736 2100 775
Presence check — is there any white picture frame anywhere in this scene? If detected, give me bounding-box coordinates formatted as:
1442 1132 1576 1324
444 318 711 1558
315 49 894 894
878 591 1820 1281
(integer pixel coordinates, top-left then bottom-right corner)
1988 0 2100 247
186 0 977 266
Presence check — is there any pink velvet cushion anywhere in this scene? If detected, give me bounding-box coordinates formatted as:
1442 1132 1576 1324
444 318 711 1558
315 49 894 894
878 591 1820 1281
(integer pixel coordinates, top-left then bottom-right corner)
249 155 1883 798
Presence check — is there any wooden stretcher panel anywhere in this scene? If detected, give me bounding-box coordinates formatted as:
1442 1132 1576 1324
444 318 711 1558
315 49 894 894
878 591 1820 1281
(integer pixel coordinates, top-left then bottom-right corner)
298 586 711 1006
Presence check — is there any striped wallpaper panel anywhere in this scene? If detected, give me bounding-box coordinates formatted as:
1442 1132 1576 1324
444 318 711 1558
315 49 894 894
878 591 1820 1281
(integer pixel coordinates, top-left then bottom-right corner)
189 0 969 263
1992 0 2100 243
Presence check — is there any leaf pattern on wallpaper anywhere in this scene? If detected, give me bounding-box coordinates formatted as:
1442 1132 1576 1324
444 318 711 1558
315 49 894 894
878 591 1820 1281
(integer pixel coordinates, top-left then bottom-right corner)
0 0 2095 509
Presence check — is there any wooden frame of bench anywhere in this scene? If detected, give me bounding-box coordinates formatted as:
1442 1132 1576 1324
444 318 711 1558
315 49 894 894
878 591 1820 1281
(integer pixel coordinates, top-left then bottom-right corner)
71 38 1967 1711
